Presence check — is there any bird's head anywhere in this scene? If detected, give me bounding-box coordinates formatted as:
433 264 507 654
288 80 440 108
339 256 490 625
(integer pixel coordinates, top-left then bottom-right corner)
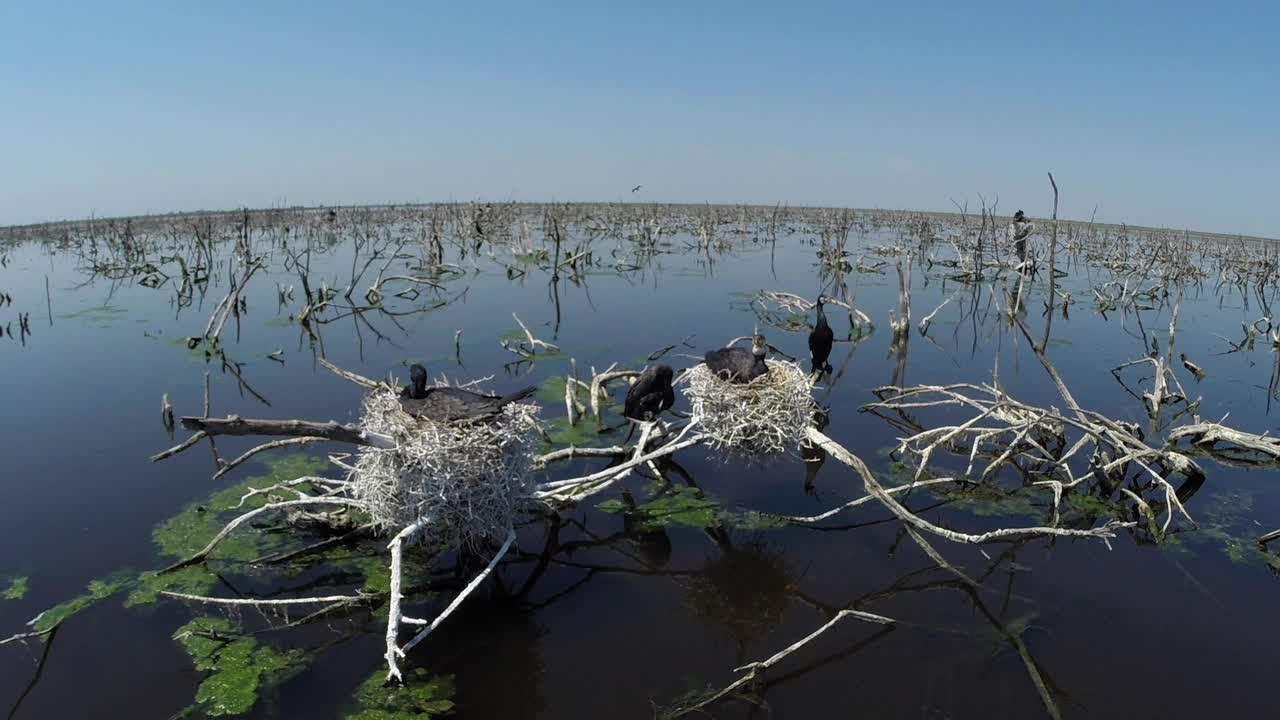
655 364 675 381
751 334 769 358
1014 210 1025 222
409 363 428 388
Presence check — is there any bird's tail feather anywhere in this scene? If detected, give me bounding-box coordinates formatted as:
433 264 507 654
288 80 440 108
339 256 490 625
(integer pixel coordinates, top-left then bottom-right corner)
499 386 538 406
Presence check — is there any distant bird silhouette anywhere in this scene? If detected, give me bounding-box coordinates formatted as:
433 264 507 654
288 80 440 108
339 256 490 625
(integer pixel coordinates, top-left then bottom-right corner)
705 334 769 383
399 363 536 422
631 185 642 193
624 365 675 421
1009 209 1034 261
808 296 834 374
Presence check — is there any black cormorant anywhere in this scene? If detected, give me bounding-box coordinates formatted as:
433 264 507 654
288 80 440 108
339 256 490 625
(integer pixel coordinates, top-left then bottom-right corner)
399 363 536 422
704 334 769 383
624 364 675 421
808 296 834 374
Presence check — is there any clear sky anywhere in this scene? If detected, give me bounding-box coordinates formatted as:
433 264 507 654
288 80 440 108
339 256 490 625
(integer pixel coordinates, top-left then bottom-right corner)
2 1 1276 236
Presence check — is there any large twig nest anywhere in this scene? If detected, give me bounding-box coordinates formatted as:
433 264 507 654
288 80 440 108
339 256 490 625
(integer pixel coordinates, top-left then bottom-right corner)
683 359 817 457
352 388 540 551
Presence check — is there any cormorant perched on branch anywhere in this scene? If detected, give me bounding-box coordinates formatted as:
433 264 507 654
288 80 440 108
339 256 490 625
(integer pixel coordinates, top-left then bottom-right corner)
808 296 834 374
624 365 675 421
399 364 536 422
705 334 769 383
1009 210 1034 262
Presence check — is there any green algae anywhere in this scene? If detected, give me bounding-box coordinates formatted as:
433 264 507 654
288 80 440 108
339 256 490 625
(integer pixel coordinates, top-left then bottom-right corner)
125 566 220 607
2 576 28 601
597 487 787 532
31 576 129 633
123 453 330 607
346 668 456 719
175 617 300 717
153 454 328 562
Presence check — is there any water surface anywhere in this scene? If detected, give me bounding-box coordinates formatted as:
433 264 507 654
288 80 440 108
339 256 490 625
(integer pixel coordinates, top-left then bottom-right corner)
1 208 1277 719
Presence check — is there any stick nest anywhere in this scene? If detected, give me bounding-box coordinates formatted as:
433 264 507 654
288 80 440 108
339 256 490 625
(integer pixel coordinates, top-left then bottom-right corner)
683 359 817 457
351 388 541 550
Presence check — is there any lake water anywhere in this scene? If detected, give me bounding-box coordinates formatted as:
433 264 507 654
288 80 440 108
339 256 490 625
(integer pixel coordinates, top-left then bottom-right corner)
1 207 1278 719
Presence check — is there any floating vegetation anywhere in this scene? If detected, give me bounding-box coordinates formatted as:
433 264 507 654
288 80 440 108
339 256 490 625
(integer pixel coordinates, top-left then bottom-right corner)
597 486 786 531
543 415 607 448
30 577 128 633
2 576 29 601
174 617 300 717
1171 490 1280 571
345 668 456 719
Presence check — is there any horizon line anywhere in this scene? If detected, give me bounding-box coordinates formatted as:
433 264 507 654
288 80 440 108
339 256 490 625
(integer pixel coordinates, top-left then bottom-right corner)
3 200 1273 243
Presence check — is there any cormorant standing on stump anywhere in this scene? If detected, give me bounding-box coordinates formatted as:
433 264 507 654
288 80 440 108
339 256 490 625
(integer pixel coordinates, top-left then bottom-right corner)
808 296 834 374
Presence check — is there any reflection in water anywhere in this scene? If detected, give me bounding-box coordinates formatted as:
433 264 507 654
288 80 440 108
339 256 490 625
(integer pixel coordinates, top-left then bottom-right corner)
801 404 831 497
685 533 796 663
422 587 548 720
620 490 673 569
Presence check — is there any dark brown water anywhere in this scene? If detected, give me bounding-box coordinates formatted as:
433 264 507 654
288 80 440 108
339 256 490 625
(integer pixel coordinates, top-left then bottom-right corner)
1 211 1277 719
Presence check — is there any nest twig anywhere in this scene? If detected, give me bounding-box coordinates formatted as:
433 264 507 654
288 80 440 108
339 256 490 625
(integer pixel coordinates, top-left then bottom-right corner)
683 360 817 457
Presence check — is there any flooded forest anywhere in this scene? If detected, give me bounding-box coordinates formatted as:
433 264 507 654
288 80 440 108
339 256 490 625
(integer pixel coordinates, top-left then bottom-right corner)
2 197 1279 719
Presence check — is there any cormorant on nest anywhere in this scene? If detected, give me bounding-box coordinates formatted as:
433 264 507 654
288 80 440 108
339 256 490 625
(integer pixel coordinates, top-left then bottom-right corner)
399 364 536 422
705 334 769 383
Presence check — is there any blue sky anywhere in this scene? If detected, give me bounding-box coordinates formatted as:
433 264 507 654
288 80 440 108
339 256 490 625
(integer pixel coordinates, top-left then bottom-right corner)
2 1 1276 236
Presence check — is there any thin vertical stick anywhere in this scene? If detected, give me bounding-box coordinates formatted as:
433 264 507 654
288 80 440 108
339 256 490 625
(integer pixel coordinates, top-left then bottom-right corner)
1042 172 1060 350
384 518 429 681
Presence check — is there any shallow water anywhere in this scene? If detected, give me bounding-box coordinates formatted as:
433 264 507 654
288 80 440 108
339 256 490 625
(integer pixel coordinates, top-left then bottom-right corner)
1 212 1278 719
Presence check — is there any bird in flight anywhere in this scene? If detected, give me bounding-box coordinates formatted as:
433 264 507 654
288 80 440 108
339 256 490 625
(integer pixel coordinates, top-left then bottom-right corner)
631 185 642 193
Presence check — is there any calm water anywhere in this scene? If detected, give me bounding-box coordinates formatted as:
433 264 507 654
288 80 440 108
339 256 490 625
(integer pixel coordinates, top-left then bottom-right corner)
1 211 1278 719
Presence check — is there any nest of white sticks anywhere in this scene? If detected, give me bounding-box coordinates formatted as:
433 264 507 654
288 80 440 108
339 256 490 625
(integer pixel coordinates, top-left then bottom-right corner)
351 388 541 551
683 359 817 457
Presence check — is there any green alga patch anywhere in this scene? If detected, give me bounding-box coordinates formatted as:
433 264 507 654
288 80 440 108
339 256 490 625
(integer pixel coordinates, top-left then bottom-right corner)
1166 489 1280 571
934 486 1044 520
125 566 220 607
544 416 608 448
599 487 720 529
2 576 28 601
31 577 129 633
125 453 330 607
597 487 787 531
346 668 456 719
536 374 608 407
152 453 328 561
175 617 300 717
1066 493 1115 516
